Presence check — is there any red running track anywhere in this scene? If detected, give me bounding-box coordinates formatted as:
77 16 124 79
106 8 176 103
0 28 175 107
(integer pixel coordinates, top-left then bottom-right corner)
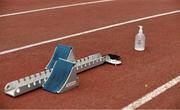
0 0 180 109
0 0 99 14
0 0 179 51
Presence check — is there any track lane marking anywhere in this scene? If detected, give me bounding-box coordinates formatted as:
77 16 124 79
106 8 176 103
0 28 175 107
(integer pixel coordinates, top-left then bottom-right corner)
0 10 180 56
122 75 180 110
0 0 114 18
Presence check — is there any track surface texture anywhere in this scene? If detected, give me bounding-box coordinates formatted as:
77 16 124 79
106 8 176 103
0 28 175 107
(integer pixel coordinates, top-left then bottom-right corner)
0 0 180 109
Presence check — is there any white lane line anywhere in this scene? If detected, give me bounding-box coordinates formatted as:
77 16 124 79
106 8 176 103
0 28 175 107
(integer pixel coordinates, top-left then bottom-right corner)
0 10 180 56
122 75 180 110
0 0 114 18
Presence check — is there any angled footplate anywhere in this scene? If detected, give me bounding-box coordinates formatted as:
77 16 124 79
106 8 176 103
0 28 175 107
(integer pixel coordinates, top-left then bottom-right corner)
4 44 122 97
43 58 79 93
46 44 75 69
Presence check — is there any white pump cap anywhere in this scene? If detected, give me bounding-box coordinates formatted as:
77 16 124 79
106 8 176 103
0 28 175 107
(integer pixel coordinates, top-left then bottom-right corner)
138 25 143 34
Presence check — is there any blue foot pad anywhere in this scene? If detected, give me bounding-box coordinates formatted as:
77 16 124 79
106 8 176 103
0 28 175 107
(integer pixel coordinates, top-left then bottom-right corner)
46 44 72 69
43 58 75 93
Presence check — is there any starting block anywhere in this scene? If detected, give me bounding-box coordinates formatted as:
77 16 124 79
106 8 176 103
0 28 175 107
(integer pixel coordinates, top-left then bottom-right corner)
4 44 122 97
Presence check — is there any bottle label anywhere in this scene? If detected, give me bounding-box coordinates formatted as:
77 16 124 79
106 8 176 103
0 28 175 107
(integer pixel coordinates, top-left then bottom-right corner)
137 39 142 45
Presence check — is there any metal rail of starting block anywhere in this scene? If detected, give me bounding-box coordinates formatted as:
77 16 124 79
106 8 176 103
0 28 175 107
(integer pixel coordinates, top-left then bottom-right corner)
4 53 121 97
4 45 121 97
4 69 52 97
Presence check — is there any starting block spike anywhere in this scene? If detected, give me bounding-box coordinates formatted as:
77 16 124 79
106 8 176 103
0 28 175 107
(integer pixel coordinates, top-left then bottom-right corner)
105 54 122 65
4 45 122 97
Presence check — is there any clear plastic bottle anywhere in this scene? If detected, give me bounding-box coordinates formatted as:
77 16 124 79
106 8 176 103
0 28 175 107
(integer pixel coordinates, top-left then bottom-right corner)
135 26 145 51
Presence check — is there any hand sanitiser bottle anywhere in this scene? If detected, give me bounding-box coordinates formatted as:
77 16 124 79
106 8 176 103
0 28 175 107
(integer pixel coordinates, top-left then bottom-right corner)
135 26 145 51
